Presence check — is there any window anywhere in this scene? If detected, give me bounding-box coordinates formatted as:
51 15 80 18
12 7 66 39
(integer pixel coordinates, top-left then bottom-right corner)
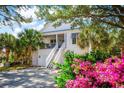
50 39 56 48
50 39 56 44
71 33 78 44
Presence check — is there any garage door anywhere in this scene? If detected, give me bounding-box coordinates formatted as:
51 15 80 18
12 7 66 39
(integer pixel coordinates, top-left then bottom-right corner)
38 55 47 67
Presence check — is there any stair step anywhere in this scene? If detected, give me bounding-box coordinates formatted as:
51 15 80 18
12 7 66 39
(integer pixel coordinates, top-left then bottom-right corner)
47 49 59 68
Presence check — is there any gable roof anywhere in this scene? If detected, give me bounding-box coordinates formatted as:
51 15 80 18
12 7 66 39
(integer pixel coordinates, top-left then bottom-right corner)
42 23 78 33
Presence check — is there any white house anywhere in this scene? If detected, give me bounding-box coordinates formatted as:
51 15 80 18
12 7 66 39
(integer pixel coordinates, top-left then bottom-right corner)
32 23 90 68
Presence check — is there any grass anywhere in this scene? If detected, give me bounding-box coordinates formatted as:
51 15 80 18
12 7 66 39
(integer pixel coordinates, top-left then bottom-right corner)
0 64 31 72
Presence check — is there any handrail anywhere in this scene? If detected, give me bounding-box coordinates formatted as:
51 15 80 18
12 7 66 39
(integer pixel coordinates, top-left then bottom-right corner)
46 45 57 67
54 42 65 63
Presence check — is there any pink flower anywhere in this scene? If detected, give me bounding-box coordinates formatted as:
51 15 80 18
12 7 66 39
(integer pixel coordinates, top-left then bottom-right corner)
66 56 124 88
121 57 124 63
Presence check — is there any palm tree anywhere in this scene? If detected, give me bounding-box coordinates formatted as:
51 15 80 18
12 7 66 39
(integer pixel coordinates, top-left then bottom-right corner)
0 33 16 64
18 29 43 64
14 38 28 64
77 27 93 53
77 25 117 53
13 39 24 63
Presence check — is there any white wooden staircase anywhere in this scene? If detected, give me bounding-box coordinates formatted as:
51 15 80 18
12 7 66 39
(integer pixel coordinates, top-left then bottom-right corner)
46 42 65 68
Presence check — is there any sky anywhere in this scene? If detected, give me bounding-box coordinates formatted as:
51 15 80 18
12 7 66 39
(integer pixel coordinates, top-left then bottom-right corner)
0 6 45 37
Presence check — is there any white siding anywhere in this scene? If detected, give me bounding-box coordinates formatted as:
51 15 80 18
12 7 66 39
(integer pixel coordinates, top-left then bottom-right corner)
66 31 84 54
32 29 90 66
43 29 89 55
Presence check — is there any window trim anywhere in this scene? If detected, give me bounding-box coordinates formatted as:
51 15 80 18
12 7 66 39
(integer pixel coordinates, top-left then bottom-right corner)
71 33 78 44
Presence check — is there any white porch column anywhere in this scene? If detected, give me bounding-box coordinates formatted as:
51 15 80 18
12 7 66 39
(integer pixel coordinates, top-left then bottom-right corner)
56 34 58 48
64 33 67 48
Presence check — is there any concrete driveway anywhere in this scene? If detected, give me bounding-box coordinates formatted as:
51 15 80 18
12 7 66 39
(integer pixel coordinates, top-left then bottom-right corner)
0 67 56 88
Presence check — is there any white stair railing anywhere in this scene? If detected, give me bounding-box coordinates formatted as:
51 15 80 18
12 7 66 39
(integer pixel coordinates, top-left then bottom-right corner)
54 42 65 63
46 45 58 68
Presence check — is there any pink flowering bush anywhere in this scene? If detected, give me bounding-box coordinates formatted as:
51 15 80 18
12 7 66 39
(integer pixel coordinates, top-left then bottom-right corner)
66 56 124 88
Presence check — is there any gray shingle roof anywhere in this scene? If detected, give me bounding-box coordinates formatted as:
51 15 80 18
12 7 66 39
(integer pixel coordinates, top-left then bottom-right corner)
42 23 73 33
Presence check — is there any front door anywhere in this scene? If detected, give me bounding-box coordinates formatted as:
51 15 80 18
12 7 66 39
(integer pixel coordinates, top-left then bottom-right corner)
58 34 64 48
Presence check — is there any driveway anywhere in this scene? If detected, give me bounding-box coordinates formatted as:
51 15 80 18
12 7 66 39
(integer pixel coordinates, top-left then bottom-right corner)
0 67 57 88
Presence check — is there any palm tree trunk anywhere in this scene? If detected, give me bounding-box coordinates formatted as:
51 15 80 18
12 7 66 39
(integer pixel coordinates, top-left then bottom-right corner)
24 48 28 64
14 52 17 62
28 46 32 65
4 48 10 67
30 50 32 65
26 46 32 65
6 48 10 63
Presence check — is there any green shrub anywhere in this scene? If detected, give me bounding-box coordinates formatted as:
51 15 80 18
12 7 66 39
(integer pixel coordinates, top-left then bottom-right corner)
54 50 120 87
83 50 111 64
64 50 83 62
9 55 14 63
110 47 121 56
54 51 76 87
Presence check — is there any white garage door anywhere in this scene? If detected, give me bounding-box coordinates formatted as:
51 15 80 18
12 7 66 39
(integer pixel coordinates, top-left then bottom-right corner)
38 55 47 67
37 49 52 67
